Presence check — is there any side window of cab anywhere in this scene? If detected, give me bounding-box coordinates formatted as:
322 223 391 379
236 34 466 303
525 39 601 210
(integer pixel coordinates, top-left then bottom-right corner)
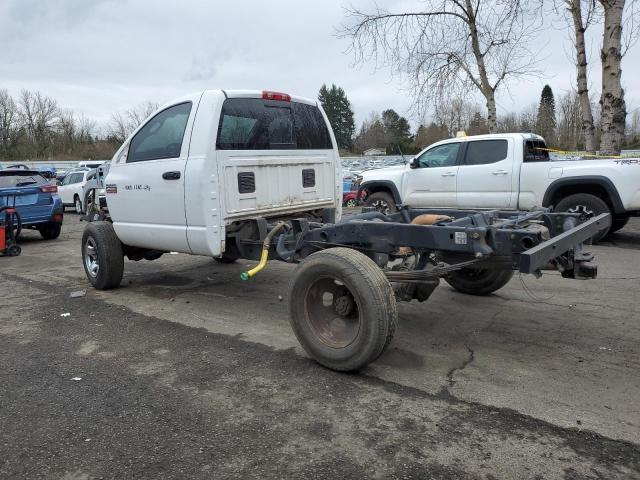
127 102 192 163
414 143 460 168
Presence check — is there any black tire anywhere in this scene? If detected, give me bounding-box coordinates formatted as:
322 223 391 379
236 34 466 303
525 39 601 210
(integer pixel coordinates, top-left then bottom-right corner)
74 195 83 214
445 268 514 296
609 217 629 234
364 191 397 214
82 221 124 290
288 247 398 372
38 222 61 240
554 193 611 242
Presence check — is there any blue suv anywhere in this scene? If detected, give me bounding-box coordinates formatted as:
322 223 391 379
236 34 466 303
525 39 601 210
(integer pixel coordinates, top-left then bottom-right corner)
0 169 64 239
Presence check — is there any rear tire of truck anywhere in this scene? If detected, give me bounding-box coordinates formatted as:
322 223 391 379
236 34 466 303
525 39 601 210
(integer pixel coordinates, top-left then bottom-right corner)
364 191 397 214
38 222 61 240
288 247 397 372
445 268 514 296
554 193 610 242
82 222 124 290
609 217 629 234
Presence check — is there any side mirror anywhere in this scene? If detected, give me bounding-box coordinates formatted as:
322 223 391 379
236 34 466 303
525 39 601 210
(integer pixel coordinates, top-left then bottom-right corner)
56 180 62 186
410 157 420 169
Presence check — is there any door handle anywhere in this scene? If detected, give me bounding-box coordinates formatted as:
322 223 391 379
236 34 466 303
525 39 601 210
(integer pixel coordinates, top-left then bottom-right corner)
492 170 509 175
441 172 456 177
162 171 181 180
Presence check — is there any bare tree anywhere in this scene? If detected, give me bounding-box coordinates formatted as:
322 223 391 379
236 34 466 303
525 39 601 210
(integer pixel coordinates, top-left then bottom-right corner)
19 90 59 158
598 0 628 154
432 97 479 135
561 0 599 151
0 89 21 157
57 109 77 154
557 90 584 149
107 101 159 144
340 1 542 132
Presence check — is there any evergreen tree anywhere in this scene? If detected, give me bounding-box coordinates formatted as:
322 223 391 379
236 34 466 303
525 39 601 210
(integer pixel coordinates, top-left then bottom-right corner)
381 109 412 153
318 84 355 150
536 85 557 144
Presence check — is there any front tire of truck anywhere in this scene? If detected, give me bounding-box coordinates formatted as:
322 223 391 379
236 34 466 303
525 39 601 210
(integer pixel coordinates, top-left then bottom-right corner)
288 247 397 372
82 222 124 290
445 268 514 296
364 191 397 214
554 193 611 242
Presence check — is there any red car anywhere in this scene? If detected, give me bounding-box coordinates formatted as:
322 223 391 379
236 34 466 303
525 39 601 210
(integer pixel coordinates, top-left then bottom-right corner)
343 190 361 208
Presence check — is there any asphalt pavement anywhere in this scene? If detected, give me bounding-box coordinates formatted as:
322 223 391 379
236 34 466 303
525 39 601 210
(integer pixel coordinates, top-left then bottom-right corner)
1 213 639 479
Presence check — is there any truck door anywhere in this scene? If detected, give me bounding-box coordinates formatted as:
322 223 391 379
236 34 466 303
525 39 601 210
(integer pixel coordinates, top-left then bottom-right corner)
456 138 516 209
402 142 460 207
106 101 195 252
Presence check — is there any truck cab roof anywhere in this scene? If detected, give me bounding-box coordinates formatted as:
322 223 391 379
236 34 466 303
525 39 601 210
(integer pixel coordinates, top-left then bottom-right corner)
429 132 545 148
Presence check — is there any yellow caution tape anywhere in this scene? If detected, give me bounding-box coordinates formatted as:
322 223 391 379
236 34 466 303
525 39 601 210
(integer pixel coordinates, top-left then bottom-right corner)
534 147 637 159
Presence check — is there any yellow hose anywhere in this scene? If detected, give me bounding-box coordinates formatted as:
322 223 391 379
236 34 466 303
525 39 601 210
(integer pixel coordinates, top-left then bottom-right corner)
240 221 287 281
241 248 269 280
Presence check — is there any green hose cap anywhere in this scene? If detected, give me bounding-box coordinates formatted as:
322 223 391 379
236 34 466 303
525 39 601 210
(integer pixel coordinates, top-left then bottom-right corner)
240 272 249 281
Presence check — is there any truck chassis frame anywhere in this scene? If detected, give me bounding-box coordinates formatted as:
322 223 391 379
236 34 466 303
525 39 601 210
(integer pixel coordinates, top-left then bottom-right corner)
82 173 609 371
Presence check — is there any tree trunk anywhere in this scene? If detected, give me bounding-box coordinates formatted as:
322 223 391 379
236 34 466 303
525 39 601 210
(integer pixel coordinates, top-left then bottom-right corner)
464 0 497 133
569 0 597 152
599 0 626 155
484 93 497 133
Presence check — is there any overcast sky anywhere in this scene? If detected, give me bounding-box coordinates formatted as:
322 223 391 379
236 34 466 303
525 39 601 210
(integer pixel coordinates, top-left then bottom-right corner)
1 0 639 131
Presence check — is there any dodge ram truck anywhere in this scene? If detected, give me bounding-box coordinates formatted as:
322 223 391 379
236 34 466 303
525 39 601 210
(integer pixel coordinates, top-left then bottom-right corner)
358 133 640 241
80 94 606 372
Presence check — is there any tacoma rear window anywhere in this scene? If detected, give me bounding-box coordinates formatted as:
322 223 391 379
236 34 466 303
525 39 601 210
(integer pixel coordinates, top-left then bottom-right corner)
524 140 550 162
216 98 332 150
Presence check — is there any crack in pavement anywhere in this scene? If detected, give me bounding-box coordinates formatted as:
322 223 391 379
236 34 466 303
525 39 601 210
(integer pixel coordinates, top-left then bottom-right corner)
446 343 475 388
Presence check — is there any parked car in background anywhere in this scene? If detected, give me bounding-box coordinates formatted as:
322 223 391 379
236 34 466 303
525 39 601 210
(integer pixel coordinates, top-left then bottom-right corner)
357 133 640 241
0 169 63 239
343 190 360 207
37 166 57 179
77 160 105 169
57 168 92 213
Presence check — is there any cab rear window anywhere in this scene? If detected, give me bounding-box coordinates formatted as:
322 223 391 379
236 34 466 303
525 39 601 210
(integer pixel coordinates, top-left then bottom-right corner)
216 98 332 150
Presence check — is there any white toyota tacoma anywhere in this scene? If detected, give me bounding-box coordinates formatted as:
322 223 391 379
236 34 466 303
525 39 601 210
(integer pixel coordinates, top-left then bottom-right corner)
358 133 640 241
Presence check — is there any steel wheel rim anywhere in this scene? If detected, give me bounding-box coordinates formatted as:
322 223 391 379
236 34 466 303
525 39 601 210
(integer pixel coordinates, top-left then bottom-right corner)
303 276 361 349
567 204 594 217
84 237 99 278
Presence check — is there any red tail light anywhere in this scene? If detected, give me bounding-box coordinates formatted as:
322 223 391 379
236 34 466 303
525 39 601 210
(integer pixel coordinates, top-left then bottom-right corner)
40 185 57 194
262 91 291 102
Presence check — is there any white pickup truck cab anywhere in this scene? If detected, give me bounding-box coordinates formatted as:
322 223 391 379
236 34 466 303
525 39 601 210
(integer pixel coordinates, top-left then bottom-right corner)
91 89 340 268
359 133 640 240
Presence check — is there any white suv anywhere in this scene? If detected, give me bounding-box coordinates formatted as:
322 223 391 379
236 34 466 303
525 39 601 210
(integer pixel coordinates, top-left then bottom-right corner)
57 168 93 213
